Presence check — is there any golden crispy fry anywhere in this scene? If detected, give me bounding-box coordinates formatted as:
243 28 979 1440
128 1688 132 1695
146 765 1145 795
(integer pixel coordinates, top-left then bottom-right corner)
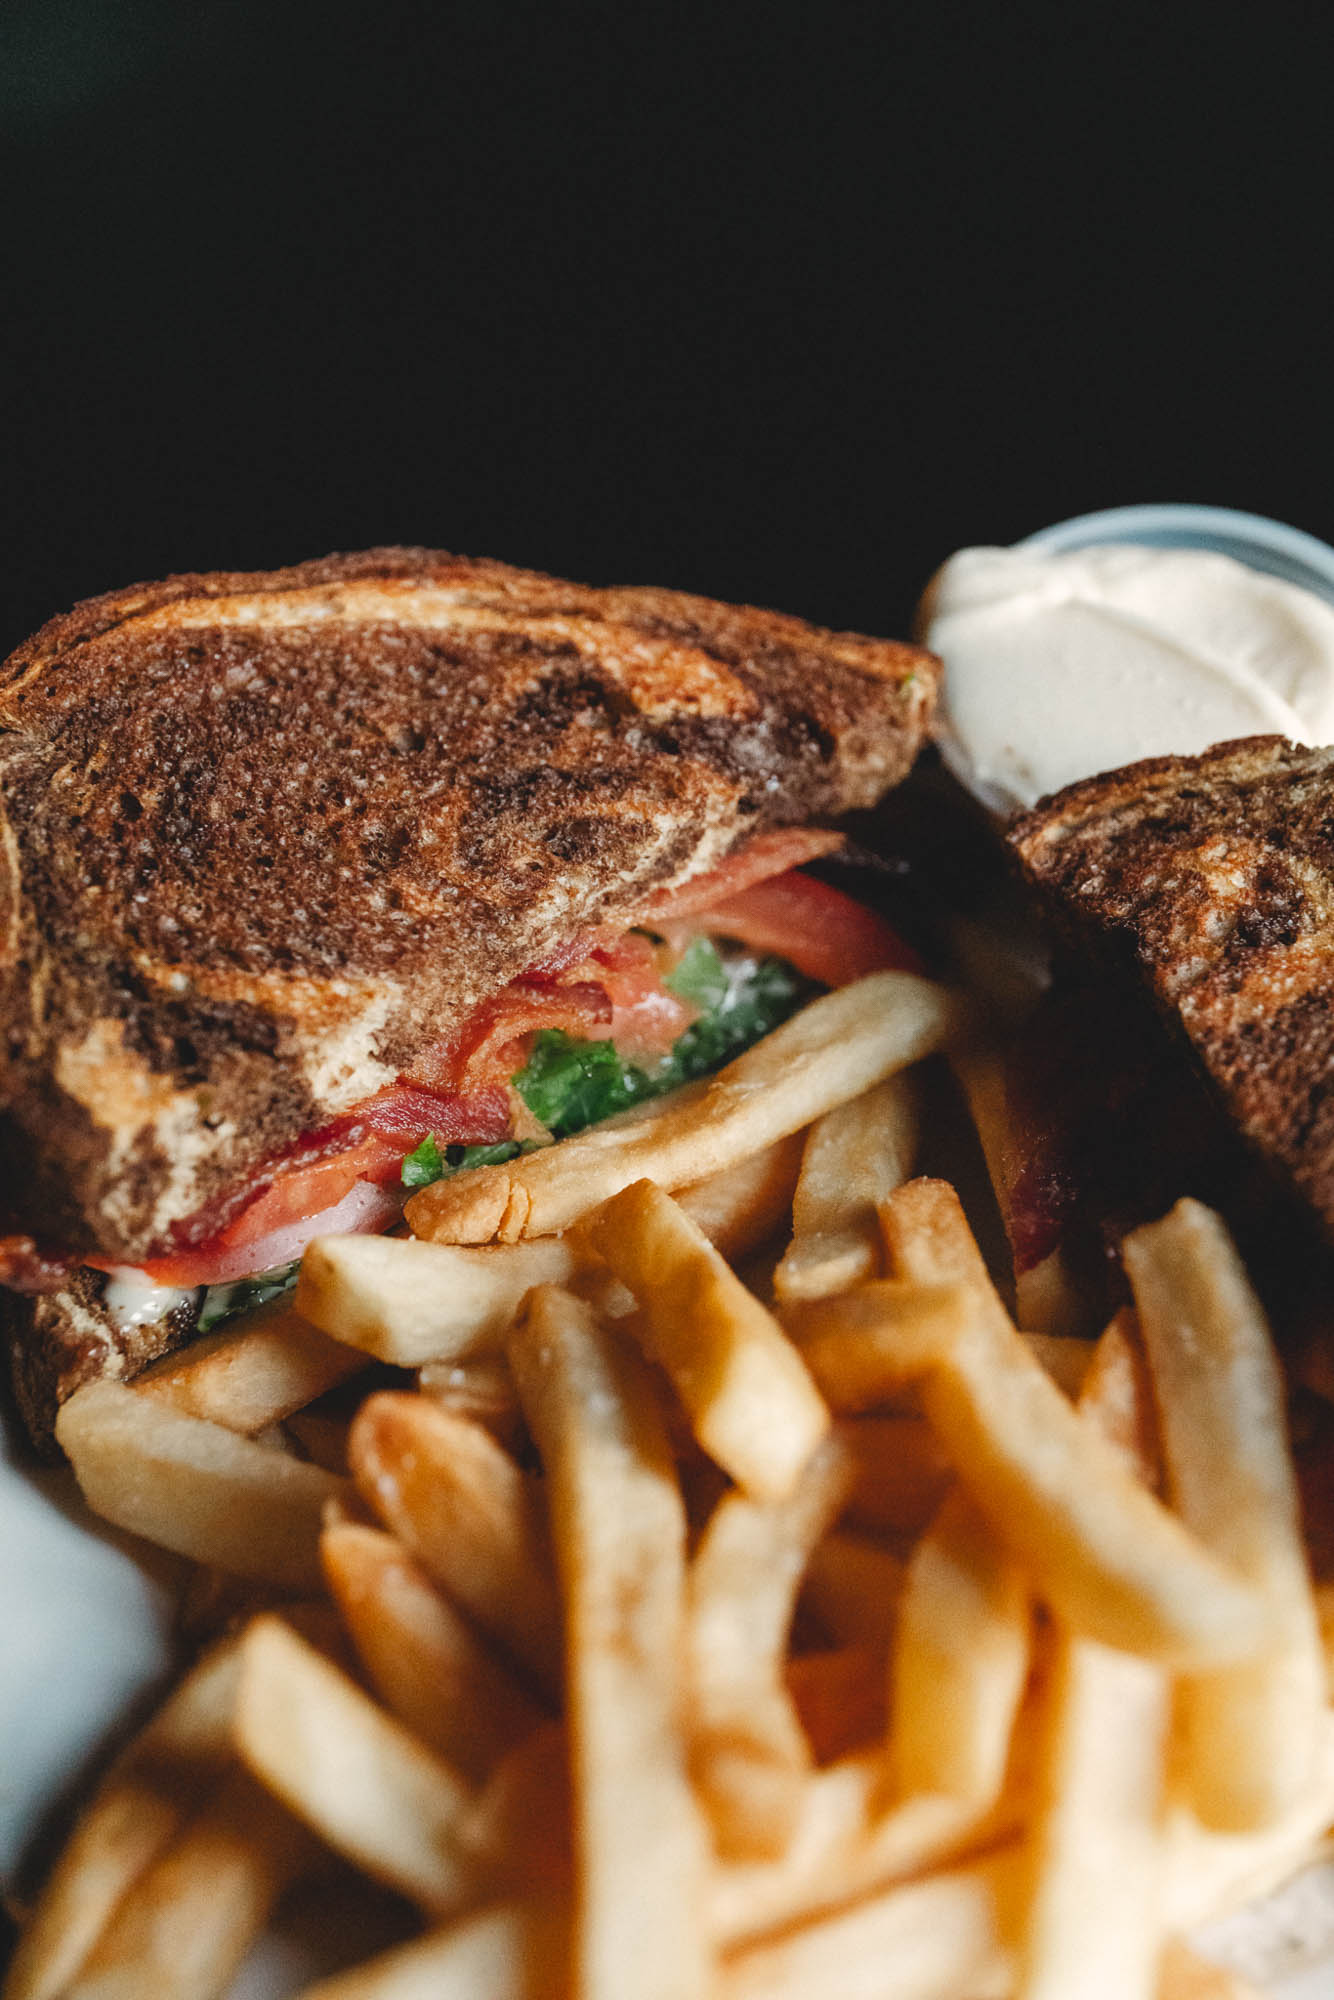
709 1750 1014 1950
718 1849 1020 2000
297 1233 580 1365
837 1413 954 1537
60 1765 312 2000
1164 1710 1334 1929
801 1531 906 1651
888 1486 1031 1808
1016 1250 1097 1345
674 1133 806 1263
56 1380 350 1589
687 1437 853 1856
133 1298 365 1431
773 1074 918 1303
785 1279 972 1412
294 1900 569 2000
881 1180 1272 1666
234 1615 480 1917
3 1638 241 2000
508 1284 710 2000
407 973 957 1244
1072 1309 1161 1488
348 1392 561 1691
1012 1313 1174 2000
580 1180 829 1502
321 1520 544 1780
1125 1201 1326 1832
1016 1633 1170 2000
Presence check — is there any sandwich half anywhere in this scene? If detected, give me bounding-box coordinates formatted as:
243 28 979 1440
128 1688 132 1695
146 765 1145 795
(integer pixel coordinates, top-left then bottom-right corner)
1010 734 1334 1251
0 547 938 1442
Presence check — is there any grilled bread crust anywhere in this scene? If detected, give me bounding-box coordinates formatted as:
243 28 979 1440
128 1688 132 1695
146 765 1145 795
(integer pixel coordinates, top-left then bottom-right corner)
1011 734 1334 1241
0 548 937 1262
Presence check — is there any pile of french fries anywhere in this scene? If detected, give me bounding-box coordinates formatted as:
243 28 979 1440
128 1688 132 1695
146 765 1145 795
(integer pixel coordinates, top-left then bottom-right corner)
9 967 1334 2000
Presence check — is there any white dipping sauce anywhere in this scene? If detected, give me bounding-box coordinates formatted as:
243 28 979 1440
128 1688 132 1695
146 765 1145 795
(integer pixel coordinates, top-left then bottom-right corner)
921 542 1334 813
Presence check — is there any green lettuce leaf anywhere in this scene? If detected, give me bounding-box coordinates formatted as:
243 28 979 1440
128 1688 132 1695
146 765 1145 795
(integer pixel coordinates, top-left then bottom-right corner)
514 952 807 1139
400 1136 527 1192
662 935 730 1011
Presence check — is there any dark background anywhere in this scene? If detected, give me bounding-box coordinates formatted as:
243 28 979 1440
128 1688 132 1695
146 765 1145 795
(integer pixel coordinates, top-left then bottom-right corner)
2 0 1332 655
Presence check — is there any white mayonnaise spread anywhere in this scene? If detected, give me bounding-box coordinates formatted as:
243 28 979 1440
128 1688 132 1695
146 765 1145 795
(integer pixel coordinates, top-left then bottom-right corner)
921 543 1334 814
100 1266 197 1333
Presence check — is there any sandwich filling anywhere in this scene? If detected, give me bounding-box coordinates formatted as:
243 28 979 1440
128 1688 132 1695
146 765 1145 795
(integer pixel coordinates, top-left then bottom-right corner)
40 833 916 1332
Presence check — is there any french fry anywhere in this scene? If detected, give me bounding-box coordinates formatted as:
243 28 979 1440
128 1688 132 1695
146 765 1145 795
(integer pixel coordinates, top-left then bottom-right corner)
508 1284 709 2000
3 1638 240 2000
61 1764 312 2000
786 1279 972 1412
881 1180 1272 1666
1165 1709 1334 1929
348 1392 562 1691
458 1723 571 1892
1016 1249 1098 1345
284 1406 354 1474
580 1179 829 1502
773 1074 918 1303
416 1355 524 1450
1318 1580 1334 1683
1157 1941 1265 2000
888 1485 1031 1808
837 1413 954 1537
718 1848 1020 2000
1073 1308 1161 1488
1125 1201 1326 1832
407 972 957 1244
710 1749 1014 1950
1023 1332 1096 1401
946 909 1049 1028
297 1232 580 1366
950 1039 1096 1342
234 1615 481 1917
785 1646 887 1764
687 1437 853 1856
294 1900 569 2000
1013 1313 1173 2000
674 1132 805 1263
801 1531 906 1651
1016 1634 1170 2000
56 1380 350 1589
134 1298 365 1431
321 1520 545 1780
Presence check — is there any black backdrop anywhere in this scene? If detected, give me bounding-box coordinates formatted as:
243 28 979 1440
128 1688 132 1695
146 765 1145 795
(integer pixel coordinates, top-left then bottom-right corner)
3 0 1333 656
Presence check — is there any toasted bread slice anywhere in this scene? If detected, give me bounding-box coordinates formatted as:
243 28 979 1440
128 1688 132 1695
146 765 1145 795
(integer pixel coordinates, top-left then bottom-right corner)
1010 734 1334 1241
0 548 936 1266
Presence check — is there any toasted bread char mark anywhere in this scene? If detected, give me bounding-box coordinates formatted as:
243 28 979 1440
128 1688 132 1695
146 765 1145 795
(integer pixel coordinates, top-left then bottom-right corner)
0 548 938 1263
135 592 753 720
1011 734 1334 1240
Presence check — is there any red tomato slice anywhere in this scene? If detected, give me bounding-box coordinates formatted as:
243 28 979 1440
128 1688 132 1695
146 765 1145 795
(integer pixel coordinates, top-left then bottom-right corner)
640 827 845 924
580 933 693 1060
691 871 922 988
